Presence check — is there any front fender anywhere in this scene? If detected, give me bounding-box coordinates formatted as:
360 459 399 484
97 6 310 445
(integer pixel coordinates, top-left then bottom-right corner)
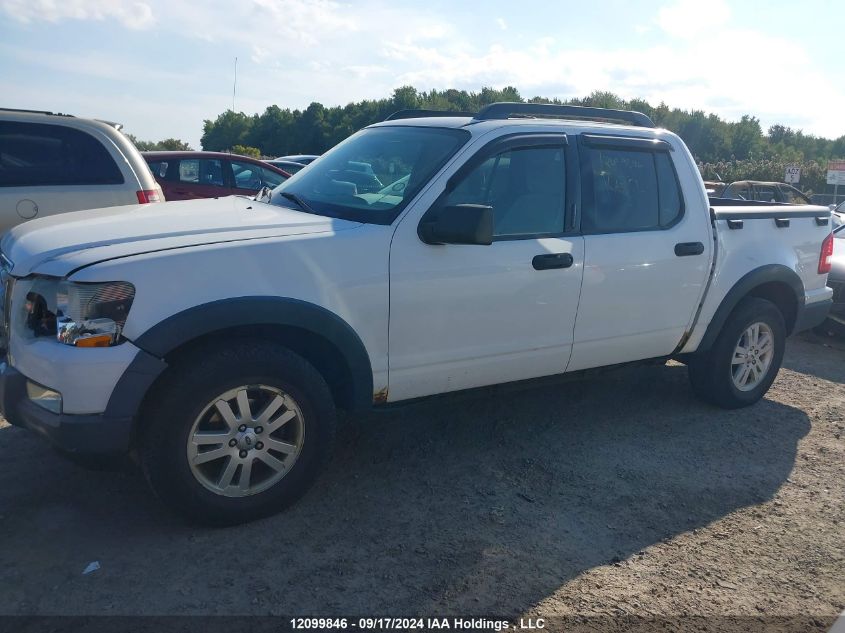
130 296 374 410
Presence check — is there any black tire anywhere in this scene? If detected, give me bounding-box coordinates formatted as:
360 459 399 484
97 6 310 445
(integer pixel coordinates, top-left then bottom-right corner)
688 297 786 409
139 341 336 526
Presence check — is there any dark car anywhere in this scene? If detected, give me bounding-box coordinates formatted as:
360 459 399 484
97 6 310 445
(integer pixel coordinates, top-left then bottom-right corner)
143 151 290 201
276 154 319 165
265 159 306 175
721 180 812 205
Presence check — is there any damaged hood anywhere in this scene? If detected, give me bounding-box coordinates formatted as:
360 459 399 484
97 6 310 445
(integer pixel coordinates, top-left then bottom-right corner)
1 197 361 277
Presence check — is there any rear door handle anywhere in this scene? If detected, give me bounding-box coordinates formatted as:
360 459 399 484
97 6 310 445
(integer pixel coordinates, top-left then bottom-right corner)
674 242 704 257
532 253 574 270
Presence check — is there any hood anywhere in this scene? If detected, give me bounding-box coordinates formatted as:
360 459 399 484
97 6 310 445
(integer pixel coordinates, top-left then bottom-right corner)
1 197 361 277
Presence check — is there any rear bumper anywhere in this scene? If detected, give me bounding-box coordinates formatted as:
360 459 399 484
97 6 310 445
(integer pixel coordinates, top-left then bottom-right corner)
1 361 132 455
794 297 832 333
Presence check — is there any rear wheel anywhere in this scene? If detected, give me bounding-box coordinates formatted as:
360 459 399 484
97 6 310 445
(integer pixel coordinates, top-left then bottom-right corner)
688 297 786 409
140 341 336 525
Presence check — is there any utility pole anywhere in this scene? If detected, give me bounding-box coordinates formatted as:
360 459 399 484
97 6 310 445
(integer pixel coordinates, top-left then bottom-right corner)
232 57 238 112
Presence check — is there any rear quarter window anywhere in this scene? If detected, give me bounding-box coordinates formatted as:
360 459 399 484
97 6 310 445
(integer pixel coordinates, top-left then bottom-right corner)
0 121 124 187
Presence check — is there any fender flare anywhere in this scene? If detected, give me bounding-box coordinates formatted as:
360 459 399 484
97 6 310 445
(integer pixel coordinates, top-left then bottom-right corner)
696 264 804 352
107 297 374 418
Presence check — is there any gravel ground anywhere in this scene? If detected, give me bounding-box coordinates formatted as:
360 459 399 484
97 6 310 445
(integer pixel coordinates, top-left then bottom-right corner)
0 333 842 629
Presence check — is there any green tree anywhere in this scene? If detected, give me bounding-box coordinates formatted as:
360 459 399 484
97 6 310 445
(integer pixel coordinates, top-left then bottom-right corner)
124 133 193 151
201 110 253 151
155 138 193 151
230 144 261 158
731 115 763 160
197 86 840 185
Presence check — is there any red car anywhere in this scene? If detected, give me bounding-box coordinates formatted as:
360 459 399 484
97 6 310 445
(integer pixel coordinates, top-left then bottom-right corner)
143 151 290 201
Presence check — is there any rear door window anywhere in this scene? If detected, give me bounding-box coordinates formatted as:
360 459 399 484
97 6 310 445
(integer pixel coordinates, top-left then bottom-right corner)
0 121 124 187
582 146 682 233
179 159 224 187
753 185 778 202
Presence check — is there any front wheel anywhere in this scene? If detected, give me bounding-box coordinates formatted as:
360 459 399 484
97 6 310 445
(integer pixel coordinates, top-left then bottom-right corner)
688 297 786 409
140 341 336 525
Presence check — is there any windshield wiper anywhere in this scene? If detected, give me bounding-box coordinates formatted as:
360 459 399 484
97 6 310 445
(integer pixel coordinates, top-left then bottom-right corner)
279 191 317 215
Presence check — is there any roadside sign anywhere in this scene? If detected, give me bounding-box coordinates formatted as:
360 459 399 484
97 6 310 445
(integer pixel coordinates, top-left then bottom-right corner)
784 166 800 184
828 160 845 185
827 171 845 185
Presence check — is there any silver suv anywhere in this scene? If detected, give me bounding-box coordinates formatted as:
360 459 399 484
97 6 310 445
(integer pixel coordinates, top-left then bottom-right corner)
0 108 163 232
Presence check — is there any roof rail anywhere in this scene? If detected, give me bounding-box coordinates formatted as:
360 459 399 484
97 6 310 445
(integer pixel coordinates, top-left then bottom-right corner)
385 109 476 121
474 102 655 128
0 107 74 118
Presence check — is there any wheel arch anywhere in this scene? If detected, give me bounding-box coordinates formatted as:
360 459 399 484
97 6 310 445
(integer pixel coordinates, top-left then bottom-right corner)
112 297 374 424
696 264 803 353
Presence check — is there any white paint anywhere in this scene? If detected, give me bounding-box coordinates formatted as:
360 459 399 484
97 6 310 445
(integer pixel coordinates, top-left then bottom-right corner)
1 116 832 417
0 111 162 234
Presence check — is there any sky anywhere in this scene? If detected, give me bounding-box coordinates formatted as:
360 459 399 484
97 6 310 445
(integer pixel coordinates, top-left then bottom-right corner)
1 0 843 149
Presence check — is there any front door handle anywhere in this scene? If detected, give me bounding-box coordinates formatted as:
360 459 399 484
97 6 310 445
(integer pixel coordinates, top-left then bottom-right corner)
674 242 704 257
532 253 574 270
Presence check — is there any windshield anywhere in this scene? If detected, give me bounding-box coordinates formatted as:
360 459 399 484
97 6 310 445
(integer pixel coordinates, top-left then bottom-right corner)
267 126 469 224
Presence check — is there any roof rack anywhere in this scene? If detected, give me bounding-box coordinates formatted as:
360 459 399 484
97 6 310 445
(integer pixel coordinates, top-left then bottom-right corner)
474 102 655 128
0 107 74 118
385 109 476 121
95 119 123 131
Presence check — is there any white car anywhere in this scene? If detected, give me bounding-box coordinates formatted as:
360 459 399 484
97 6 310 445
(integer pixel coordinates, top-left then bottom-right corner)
0 103 833 525
0 108 163 232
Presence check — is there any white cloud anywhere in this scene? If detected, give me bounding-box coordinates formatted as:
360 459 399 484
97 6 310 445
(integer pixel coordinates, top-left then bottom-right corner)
156 0 358 49
0 0 155 29
375 6 842 138
656 0 731 37
344 65 390 79
2 0 842 142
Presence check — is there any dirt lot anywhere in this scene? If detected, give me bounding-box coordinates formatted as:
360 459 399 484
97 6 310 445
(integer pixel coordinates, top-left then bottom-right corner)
0 333 842 628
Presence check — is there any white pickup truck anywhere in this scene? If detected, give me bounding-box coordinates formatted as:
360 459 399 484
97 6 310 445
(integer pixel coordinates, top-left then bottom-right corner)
0 103 833 525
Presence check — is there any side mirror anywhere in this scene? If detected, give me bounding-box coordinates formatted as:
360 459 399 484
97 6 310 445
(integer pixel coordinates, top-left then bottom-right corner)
418 204 494 245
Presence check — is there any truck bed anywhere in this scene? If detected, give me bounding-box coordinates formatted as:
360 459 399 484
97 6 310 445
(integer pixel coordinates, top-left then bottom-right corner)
678 198 833 354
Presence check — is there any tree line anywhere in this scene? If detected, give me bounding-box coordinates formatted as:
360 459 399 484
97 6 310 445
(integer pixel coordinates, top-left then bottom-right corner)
125 134 193 151
149 87 845 194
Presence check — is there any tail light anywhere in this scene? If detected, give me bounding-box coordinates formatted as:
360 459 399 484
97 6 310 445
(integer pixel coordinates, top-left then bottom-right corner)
136 189 162 204
819 231 834 274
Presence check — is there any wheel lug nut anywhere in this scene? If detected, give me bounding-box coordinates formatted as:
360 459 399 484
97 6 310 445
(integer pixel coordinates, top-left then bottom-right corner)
238 424 247 432
255 426 263 434
239 450 248 458
255 442 264 450
229 439 237 447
